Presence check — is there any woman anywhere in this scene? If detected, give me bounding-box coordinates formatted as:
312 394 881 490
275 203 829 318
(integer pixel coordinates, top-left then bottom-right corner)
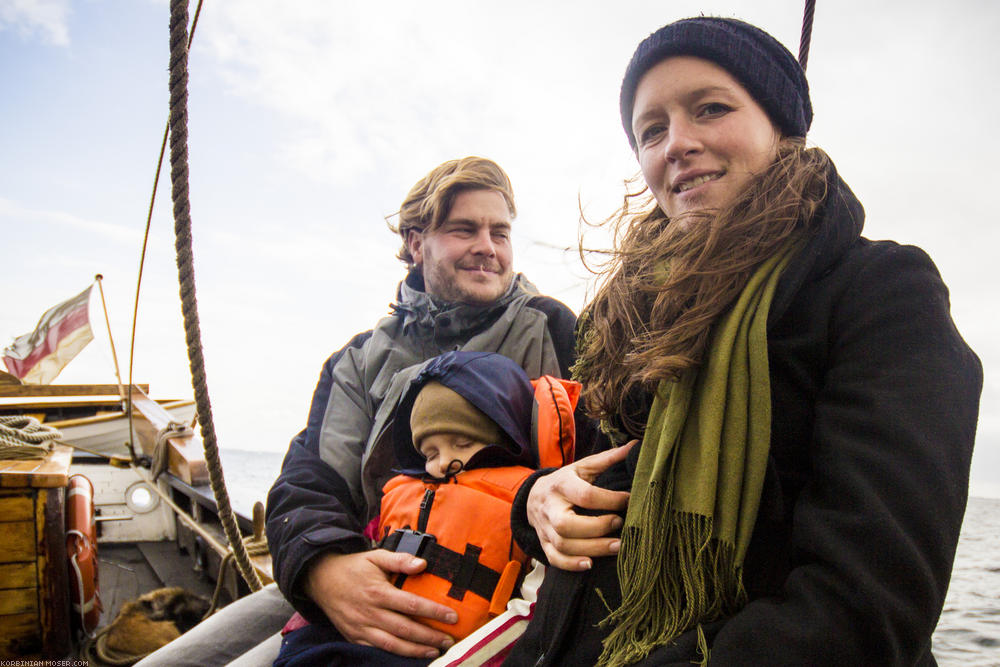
504 17 982 666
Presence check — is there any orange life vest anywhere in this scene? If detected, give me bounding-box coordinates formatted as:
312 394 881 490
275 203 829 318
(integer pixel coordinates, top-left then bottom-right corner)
377 374 579 640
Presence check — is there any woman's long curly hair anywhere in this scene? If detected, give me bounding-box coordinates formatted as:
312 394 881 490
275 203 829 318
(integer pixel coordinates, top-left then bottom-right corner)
573 139 832 431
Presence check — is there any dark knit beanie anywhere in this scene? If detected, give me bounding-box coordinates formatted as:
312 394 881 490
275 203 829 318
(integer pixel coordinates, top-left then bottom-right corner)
620 17 812 149
410 381 506 451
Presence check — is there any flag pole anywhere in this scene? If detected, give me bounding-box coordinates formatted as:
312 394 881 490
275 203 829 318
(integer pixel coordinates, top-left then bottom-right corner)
94 274 127 403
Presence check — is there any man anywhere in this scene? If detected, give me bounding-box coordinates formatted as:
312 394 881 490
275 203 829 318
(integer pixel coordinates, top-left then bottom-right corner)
138 156 583 665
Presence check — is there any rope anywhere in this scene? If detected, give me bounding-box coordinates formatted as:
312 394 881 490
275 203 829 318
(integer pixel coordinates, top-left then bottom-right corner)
151 420 194 480
62 440 133 468
128 0 204 469
80 623 144 666
0 414 130 465
203 533 271 617
798 0 816 72
0 415 60 459
167 0 262 592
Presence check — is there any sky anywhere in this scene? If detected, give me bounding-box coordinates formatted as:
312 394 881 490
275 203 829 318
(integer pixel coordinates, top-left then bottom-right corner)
1 0 998 498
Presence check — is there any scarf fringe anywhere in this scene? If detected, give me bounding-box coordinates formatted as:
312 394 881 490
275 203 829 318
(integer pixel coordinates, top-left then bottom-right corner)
597 480 746 667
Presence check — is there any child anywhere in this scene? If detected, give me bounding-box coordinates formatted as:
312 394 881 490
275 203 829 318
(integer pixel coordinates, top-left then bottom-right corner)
275 351 578 667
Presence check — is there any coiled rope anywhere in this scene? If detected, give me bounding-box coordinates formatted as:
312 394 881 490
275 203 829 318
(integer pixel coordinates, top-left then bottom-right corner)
81 624 144 666
0 415 60 459
167 0 262 592
798 0 816 72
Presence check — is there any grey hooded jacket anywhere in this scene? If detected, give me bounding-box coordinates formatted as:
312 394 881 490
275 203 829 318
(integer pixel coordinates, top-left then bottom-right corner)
266 271 585 620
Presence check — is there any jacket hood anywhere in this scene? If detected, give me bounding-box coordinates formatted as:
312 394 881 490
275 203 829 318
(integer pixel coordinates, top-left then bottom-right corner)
390 271 540 340
391 351 536 476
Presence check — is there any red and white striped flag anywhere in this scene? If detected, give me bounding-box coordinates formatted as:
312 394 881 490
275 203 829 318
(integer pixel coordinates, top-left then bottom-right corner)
3 286 94 384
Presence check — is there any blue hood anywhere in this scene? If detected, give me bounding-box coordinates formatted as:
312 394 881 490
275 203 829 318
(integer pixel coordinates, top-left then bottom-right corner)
391 351 536 476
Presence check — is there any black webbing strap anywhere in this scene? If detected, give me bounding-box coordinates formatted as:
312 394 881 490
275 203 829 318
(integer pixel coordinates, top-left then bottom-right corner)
381 530 501 601
447 543 482 600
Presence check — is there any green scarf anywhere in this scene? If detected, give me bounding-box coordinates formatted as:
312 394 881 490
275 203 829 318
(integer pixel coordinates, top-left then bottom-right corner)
598 240 800 667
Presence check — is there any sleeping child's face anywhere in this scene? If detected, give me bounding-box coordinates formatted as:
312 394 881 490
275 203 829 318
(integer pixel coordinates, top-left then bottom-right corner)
418 433 488 478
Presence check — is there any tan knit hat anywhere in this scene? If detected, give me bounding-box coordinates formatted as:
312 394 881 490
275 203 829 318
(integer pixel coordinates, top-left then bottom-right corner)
410 381 506 451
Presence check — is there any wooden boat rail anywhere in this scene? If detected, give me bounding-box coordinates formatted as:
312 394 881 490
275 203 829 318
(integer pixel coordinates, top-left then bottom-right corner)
0 384 149 398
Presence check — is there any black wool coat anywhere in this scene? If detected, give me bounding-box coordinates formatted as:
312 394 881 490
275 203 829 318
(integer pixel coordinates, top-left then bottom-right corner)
506 166 983 666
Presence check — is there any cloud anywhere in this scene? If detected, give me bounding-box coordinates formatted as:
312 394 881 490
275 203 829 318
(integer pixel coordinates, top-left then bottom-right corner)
192 2 631 193
184 0 642 324
0 196 141 243
0 0 70 46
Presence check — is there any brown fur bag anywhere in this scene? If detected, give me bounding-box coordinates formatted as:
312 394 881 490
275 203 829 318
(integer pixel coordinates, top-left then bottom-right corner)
94 587 210 664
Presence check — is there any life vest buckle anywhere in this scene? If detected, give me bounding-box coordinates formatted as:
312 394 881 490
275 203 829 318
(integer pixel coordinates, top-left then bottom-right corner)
391 528 436 558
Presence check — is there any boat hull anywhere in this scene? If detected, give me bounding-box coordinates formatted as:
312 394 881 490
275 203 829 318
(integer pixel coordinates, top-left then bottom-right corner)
50 400 196 457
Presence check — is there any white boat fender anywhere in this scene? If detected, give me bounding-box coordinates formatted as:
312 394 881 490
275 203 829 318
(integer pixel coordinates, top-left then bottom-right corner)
66 473 103 634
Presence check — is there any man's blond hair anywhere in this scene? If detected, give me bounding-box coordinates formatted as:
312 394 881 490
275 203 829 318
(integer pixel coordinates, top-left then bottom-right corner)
389 156 516 266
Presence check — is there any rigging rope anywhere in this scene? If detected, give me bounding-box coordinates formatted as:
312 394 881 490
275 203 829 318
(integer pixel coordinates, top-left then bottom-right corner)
127 0 205 468
798 0 816 72
167 0 262 592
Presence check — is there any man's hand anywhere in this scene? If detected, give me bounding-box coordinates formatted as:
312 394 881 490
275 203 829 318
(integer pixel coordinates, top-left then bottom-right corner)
305 549 458 659
527 440 636 571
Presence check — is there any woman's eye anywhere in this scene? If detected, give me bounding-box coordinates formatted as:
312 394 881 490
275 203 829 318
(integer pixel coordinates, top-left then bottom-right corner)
700 103 732 117
638 124 666 145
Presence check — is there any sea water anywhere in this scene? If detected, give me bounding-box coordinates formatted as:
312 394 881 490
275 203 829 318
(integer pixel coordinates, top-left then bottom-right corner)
933 496 1000 666
218 448 1000 664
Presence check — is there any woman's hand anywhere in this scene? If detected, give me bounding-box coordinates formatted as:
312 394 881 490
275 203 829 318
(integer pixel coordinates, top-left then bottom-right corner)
527 440 637 571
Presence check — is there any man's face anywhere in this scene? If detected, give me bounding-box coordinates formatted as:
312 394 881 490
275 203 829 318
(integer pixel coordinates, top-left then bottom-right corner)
407 189 514 305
